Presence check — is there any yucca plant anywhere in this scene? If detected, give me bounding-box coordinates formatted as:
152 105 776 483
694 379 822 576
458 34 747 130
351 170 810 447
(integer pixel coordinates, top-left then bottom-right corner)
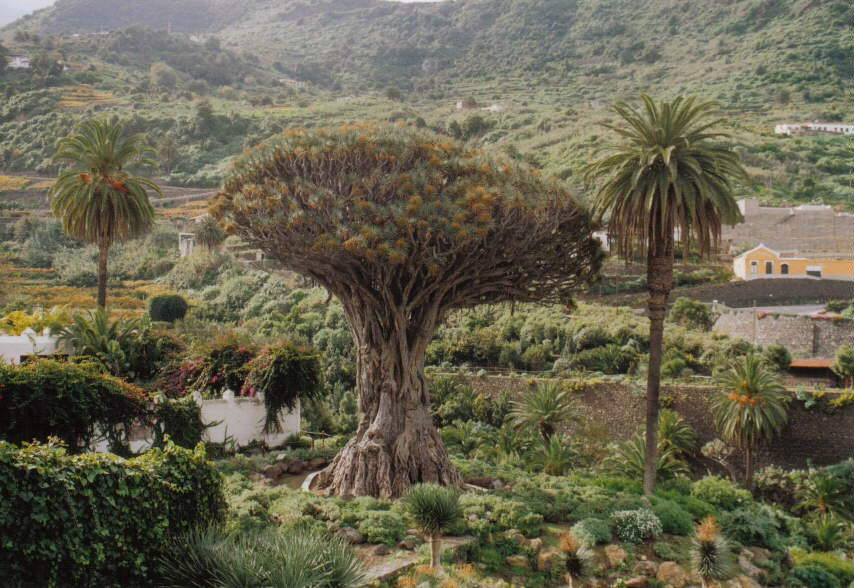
558 532 591 588
691 517 734 587
509 381 579 442
657 408 697 457
712 354 789 488
403 483 462 569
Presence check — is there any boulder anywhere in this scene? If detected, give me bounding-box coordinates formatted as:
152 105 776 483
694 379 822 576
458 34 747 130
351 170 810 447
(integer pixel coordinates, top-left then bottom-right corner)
625 577 649 588
372 544 390 556
747 547 772 564
656 561 687 588
397 536 422 550
262 463 286 479
536 549 563 572
633 560 659 577
307 457 327 470
528 538 544 552
334 527 364 545
491 478 505 489
286 459 306 475
738 552 765 580
504 529 527 546
604 544 627 568
724 576 762 588
505 555 529 568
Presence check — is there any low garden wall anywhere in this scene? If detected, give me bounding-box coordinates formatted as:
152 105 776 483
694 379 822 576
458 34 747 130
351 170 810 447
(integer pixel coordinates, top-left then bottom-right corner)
0 330 63 363
713 309 853 358
461 375 854 472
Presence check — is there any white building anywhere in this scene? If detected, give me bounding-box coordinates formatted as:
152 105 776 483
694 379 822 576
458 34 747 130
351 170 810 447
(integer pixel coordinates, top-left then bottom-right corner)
774 123 854 136
8 55 30 69
0 329 63 363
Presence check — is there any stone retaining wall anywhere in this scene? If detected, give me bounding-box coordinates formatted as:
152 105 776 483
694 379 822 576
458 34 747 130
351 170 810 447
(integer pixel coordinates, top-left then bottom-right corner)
713 310 853 357
460 375 854 473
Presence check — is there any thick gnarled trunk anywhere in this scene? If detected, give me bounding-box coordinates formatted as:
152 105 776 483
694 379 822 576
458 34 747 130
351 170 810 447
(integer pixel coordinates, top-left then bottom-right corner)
643 245 674 495
314 304 463 498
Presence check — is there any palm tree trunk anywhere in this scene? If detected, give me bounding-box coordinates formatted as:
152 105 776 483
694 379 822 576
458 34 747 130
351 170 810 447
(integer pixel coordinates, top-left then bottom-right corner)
430 533 441 569
644 246 674 495
744 445 754 490
97 237 110 308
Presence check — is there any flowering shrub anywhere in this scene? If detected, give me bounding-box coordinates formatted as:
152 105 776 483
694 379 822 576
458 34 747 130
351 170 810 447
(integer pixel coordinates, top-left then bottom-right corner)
609 508 663 543
187 336 258 398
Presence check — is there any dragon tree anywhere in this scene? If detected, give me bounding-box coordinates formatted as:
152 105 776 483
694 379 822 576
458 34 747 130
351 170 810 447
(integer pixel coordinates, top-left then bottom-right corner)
212 125 603 498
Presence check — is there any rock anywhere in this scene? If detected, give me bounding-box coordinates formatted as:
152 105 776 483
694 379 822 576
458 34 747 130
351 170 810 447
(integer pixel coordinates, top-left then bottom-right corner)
604 544 627 568
334 527 364 545
738 552 765 580
262 463 286 478
491 479 505 489
504 529 527 546
724 576 762 588
625 577 649 588
464 477 495 488
307 457 327 470
656 561 687 588
397 536 422 550
528 538 544 552
536 549 563 572
467 514 479 522
633 560 659 577
372 544 390 556
747 547 772 564
505 555 529 568
286 459 306 475
275 453 288 461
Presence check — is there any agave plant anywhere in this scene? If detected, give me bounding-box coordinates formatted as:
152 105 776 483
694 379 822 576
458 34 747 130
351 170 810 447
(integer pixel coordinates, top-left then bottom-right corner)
158 525 365 588
510 381 579 442
691 517 734 587
403 483 462 569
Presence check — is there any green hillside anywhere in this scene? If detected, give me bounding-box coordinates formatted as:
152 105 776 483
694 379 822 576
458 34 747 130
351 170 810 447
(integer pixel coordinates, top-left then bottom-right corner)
1 0 850 207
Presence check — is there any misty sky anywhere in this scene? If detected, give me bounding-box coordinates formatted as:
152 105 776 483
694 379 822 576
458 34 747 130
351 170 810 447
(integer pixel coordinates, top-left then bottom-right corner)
0 0 56 27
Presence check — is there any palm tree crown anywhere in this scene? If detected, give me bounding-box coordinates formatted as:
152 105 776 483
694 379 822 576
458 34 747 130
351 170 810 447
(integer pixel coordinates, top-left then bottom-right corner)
509 381 578 442
585 94 747 258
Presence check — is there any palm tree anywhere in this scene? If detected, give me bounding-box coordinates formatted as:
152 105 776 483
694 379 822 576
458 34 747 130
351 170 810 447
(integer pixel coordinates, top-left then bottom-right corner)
509 381 578 442
584 94 748 494
195 214 226 250
50 118 160 307
712 354 789 489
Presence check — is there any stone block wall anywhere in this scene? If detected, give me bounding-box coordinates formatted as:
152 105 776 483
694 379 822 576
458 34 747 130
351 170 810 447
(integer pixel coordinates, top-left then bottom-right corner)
713 310 853 357
459 375 854 473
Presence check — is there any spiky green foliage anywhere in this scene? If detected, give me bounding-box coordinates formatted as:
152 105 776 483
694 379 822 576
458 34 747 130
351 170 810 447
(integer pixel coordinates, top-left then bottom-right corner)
195 215 227 250
797 472 851 520
531 433 577 476
585 94 747 258
605 434 690 480
58 307 140 376
559 532 592 582
403 483 462 537
712 354 789 477
509 381 579 442
657 408 697 457
157 526 365 588
831 343 854 387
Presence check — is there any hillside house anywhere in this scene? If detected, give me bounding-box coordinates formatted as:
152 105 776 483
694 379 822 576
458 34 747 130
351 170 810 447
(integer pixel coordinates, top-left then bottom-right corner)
733 244 853 281
774 123 854 136
8 55 30 69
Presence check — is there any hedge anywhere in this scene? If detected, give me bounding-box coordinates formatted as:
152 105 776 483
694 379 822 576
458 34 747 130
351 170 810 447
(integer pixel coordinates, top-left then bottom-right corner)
0 439 225 587
148 293 189 323
0 359 148 451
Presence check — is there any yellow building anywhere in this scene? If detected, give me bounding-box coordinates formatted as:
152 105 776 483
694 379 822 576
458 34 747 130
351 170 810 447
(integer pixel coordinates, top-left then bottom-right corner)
733 244 853 281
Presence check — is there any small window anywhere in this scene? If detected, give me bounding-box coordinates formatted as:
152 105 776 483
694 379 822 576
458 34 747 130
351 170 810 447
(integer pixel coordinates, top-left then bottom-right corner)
750 261 758 274
806 265 823 278
781 263 789 275
765 261 773 274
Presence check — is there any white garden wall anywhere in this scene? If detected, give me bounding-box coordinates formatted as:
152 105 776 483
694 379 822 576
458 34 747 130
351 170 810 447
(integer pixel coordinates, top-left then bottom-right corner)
196 391 301 447
0 330 63 363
